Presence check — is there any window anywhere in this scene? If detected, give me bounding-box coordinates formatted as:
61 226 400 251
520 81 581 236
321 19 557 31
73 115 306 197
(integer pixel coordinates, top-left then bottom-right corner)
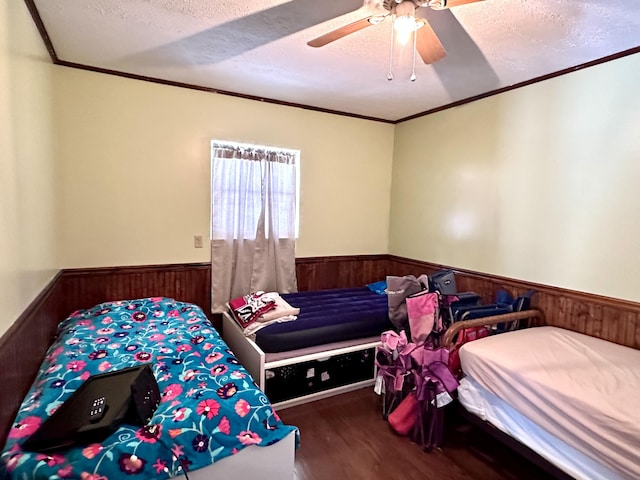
210 140 300 311
210 141 300 241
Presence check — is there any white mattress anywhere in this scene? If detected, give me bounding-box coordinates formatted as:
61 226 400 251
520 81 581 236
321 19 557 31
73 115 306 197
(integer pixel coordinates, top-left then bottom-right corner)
459 326 640 480
458 376 620 480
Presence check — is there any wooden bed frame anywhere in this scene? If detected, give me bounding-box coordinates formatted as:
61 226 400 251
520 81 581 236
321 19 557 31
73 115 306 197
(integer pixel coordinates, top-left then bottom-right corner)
442 309 545 348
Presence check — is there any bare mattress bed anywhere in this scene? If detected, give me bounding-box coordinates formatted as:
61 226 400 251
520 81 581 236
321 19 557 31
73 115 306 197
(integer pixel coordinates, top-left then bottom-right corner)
0 297 297 480
457 326 640 480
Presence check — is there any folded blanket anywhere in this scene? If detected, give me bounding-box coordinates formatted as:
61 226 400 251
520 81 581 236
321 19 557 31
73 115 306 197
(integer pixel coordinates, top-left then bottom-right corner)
229 291 277 328
229 292 300 336
259 294 300 322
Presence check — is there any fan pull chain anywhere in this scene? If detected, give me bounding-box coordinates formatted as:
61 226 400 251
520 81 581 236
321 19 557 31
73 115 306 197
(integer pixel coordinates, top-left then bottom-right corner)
387 16 395 81
410 28 417 81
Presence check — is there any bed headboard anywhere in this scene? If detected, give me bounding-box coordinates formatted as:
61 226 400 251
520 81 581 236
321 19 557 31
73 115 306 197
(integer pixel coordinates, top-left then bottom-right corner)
442 309 545 348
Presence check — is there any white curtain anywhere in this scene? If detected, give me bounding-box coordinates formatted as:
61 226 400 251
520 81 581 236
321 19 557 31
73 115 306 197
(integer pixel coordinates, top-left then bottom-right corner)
210 143 298 312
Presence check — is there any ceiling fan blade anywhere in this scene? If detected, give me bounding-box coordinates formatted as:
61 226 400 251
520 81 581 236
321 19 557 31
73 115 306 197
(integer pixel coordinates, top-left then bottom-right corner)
415 21 446 64
307 17 381 47
420 8 499 99
444 0 484 8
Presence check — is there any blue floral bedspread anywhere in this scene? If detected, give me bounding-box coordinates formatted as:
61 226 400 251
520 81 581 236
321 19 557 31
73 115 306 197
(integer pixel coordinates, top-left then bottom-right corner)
1 297 298 479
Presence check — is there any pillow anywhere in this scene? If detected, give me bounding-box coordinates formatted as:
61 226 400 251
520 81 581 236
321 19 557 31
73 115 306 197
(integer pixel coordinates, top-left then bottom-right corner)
366 280 388 295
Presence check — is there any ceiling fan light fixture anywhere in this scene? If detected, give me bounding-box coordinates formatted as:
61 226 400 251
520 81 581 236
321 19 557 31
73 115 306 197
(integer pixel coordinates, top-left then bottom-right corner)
306 0 453 80
394 14 422 44
427 0 447 10
368 15 386 25
394 14 421 34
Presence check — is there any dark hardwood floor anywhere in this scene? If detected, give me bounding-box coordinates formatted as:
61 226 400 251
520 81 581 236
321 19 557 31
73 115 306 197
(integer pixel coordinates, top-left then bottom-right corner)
278 388 554 480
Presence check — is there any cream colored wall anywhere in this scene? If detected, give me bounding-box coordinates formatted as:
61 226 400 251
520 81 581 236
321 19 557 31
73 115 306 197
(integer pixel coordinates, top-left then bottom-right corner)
391 53 640 302
0 2 58 336
8 0 636 325
54 69 394 267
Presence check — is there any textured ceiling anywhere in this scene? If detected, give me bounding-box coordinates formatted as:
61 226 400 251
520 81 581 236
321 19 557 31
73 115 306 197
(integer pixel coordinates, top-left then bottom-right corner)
32 0 640 122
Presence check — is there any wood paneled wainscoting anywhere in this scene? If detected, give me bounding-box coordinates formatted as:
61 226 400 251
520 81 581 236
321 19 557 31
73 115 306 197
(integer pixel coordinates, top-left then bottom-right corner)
58 263 214 327
385 255 640 349
2 254 640 448
0 274 66 449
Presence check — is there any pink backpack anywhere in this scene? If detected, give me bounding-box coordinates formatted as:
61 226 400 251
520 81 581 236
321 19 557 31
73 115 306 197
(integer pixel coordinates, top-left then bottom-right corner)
405 291 440 344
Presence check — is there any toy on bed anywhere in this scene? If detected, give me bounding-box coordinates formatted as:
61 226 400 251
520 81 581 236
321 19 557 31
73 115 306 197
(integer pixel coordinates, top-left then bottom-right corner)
0 297 297 480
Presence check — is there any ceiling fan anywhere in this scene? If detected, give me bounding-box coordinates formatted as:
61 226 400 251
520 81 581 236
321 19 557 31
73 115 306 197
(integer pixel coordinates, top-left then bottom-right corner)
307 0 484 66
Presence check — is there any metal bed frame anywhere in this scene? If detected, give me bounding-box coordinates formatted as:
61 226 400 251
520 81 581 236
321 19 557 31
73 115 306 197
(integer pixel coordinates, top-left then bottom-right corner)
443 309 576 480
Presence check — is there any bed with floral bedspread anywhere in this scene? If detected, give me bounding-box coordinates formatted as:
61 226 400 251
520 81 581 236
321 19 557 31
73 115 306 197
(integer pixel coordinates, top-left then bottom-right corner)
0 297 298 479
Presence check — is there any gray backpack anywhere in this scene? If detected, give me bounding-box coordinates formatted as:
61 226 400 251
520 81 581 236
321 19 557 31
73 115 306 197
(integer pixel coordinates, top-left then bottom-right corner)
386 274 429 331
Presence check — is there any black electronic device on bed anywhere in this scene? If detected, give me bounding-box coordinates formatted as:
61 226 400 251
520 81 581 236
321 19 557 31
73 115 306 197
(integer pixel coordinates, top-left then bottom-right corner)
23 364 160 453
